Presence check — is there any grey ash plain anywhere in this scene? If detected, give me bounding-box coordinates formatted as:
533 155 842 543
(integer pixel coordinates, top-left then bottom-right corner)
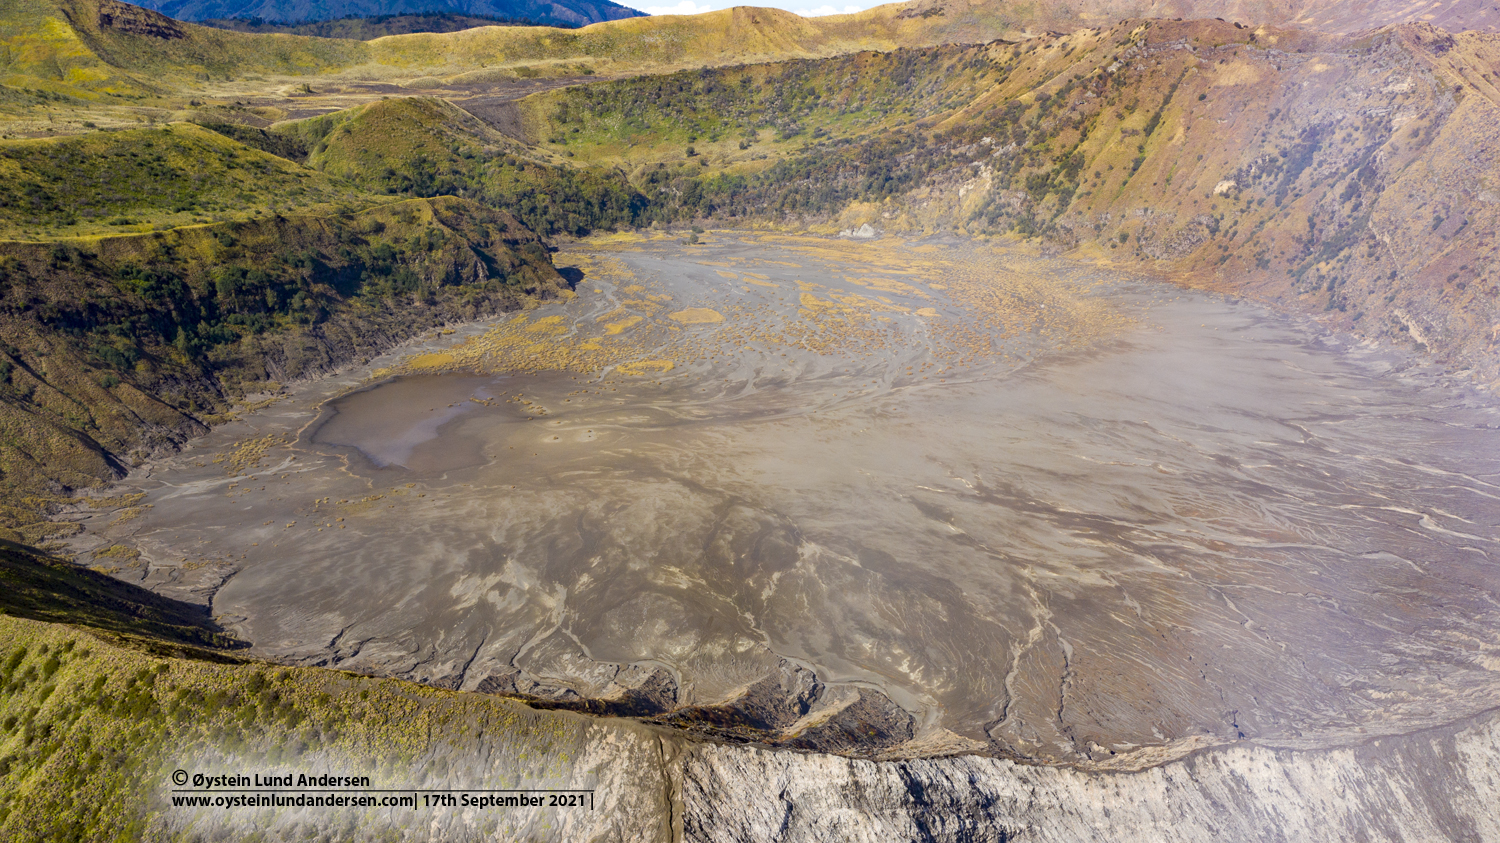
75 233 1500 770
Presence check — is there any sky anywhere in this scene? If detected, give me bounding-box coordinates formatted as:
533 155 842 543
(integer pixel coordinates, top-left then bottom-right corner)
638 0 892 18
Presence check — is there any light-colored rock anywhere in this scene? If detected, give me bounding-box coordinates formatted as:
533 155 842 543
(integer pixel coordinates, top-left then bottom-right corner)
839 223 879 238
680 708 1500 842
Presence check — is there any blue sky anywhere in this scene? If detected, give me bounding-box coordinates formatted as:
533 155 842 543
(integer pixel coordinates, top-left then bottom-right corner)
638 0 893 18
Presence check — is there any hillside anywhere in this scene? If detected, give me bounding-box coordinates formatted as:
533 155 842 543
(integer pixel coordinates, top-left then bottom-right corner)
513 19 1500 386
5 0 1496 119
0 0 363 108
0 611 677 842
0 122 362 238
0 540 242 650
271 96 647 235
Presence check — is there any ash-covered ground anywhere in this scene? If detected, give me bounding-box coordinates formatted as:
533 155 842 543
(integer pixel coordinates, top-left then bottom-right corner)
72 232 1500 768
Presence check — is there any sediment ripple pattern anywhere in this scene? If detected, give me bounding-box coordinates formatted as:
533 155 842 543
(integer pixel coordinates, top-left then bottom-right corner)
71 233 1500 768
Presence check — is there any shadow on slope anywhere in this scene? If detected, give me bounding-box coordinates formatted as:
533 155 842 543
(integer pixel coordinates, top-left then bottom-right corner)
0 539 244 655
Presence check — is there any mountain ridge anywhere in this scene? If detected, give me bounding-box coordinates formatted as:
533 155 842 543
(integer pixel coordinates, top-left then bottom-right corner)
200 12 579 38
135 0 646 28
10 0 1497 113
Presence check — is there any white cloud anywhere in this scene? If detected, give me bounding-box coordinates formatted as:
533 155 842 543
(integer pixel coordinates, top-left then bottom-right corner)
639 0 884 16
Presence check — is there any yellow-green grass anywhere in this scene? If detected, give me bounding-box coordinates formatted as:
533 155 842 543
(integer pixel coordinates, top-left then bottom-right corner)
278 96 517 182
0 612 610 842
49 0 365 83
359 6 924 78
275 96 648 238
0 122 377 240
516 46 1013 172
0 0 146 101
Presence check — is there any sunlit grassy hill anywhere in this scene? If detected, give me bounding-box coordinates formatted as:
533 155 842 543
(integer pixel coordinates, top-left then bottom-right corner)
0 0 153 100
1 0 363 101
0 122 362 239
277 94 513 177
271 96 648 236
360 6 922 77
0 608 671 843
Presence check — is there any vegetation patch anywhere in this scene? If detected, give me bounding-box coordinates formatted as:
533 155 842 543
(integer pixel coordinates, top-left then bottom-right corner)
0 123 356 239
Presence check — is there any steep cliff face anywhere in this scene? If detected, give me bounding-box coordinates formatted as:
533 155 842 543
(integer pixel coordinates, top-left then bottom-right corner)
681 710 1500 841
916 21 1500 385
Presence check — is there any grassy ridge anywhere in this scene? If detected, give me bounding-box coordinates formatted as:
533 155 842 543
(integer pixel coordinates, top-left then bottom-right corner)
0 122 362 239
201 13 568 40
0 0 145 100
0 612 654 842
54 0 364 83
360 6 918 76
0 0 1013 102
0 0 364 106
278 96 648 236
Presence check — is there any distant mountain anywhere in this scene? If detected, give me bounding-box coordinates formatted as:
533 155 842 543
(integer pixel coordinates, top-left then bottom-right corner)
202 11 569 37
132 0 646 28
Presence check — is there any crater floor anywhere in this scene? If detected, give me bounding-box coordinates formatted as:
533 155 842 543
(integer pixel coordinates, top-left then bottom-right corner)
73 232 1500 767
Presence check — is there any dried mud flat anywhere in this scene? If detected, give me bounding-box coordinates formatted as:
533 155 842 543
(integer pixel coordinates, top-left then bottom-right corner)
70 231 1500 769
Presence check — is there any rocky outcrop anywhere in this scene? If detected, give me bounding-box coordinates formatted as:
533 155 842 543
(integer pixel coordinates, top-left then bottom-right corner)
96 0 185 38
680 707 1500 842
809 20 1500 386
